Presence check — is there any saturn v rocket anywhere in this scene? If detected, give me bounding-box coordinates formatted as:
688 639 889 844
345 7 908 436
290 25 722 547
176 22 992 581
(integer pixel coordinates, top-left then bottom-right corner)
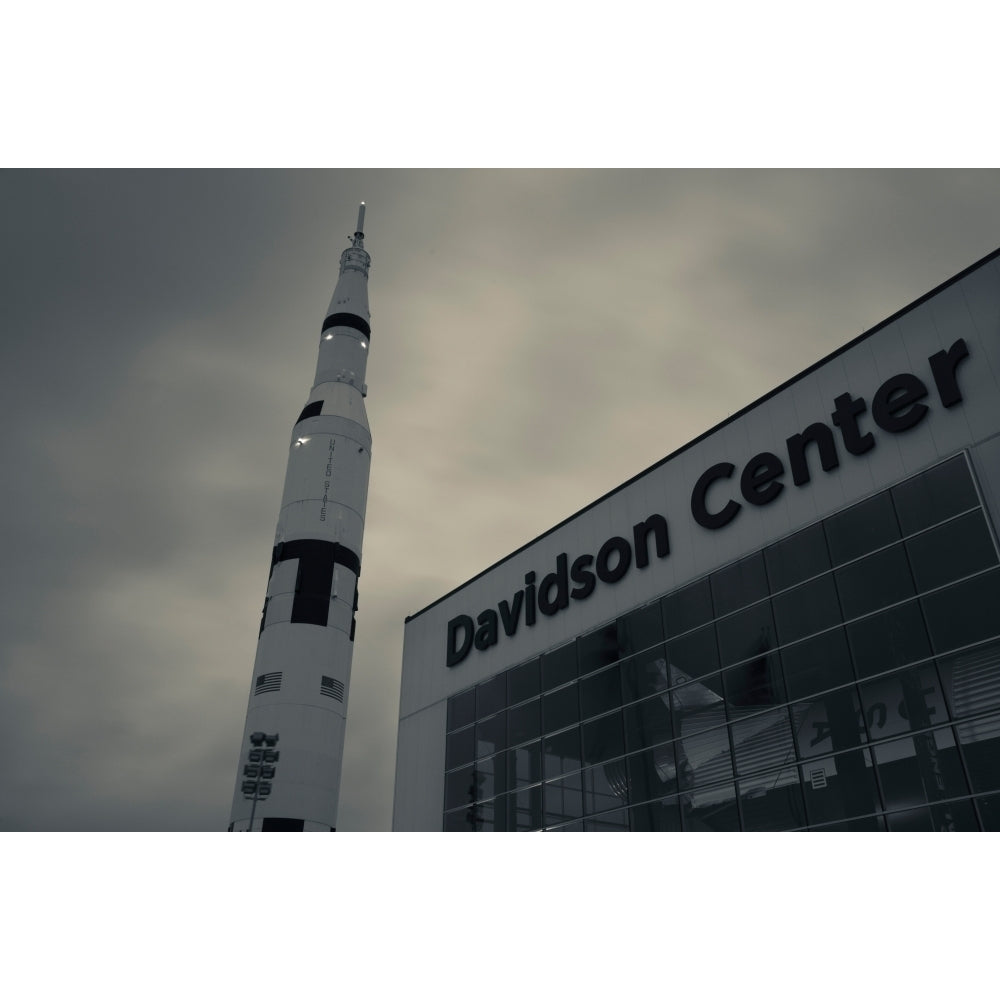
229 206 373 831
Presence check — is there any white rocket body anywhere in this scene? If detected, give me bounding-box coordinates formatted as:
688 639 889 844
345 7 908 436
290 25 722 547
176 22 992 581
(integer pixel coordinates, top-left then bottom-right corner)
229 214 373 831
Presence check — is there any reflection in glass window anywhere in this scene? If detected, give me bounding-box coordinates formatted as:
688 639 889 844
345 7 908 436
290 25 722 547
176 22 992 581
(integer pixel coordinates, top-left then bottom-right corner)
792 687 865 760
680 782 740 831
723 652 786 707
922 569 1000 654
582 760 628 816
937 639 1000 720
584 809 629 831
783 628 854 702
627 743 680 804
508 741 542 788
620 645 670 703
445 726 475 770
906 509 998 592
476 711 506 759
581 711 625 767
544 771 584 826
891 455 978 536
772 574 841 646
800 748 879 827
666 624 719 683
835 543 915 621
543 727 581 779
885 801 979 831
662 578 714 637
628 797 683 831
716 601 775 668
542 684 579 734
623 694 673 753
474 751 507 801
580 664 623 720
578 623 622 677
825 491 899 565
954 712 1000 794
671 675 727 739
975 793 1000 831
444 764 477 811
765 522 831 593
508 785 543 831
731 706 796 777
846 600 930 679
739 767 806 831
873 729 967 813
620 603 664 656
443 807 476 832
858 663 946 740
675 726 734 790
711 553 769 617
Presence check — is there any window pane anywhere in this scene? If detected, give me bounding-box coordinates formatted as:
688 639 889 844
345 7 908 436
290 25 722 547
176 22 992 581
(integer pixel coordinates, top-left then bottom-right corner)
623 694 673 753
676 727 734 790
783 628 854 702
731 706 796 778
716 601 776 668
921 568 1000 654
955 713 1000 794
846 600 931 679
445 726 475 770
507 658 540 705
620 644 670 703
542 684 579 733
582 711 625 767
662 578 714 637
620 603 664 655
628 797 683 831
476 711 506 759
666 624 719 683
723 652 786 708
474 751 507 801
508 741 542 788
582 760 628 815
873 729 968 811
578 623 623 677
793 687 865 760
711 553 769 616
543 727 581 779
835 543 915 621
772 574 841 645
580 664 623 720
681 782 740 831
626 743 680 803
444 764 477 811
975 793 1000 831
468 796 508 832
765 522 831 593
507 699 541 747
544 772 584 826
447 689 476 732
937 639 1000 720
508 784 543 831
800 748 879 826
541 641 578 691
858 663 947 741
443 807 477 832
825 491 900 565
885 800 978 832
739 767 806 831
672 677 727 738
584 809 629 831
906 510 998 592
476 674 506 719
892 455 978 535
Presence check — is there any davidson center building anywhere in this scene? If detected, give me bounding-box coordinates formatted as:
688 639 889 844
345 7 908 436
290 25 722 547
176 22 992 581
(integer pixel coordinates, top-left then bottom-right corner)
393 248 1000 832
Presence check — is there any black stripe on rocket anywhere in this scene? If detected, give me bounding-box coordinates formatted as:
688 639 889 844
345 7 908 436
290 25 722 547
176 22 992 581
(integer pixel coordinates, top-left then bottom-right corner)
321 312 371 338
258 539 361 634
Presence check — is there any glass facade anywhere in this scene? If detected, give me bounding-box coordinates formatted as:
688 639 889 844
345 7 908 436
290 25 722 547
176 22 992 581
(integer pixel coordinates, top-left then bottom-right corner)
443 454 1000 831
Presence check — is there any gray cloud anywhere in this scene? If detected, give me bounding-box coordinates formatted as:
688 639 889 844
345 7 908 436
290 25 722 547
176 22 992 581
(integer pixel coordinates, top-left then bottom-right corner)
2 169 998 830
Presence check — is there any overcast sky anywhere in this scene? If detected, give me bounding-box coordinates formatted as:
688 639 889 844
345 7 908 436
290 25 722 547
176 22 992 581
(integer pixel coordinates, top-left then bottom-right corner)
2 169 999 831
